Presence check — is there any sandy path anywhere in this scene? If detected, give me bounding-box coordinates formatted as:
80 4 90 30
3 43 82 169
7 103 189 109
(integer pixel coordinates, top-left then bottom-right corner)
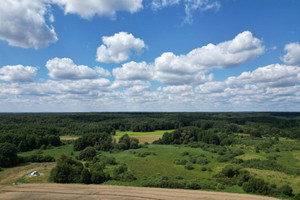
0 183 279 200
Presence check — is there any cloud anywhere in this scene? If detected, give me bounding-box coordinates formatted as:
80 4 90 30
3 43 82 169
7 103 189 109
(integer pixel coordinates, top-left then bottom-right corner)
0 65 38 82
151 0 180 10
94 67 111 77
46 57 98 80
225 64 300 88
113 31 263 85
151 0 220 24
53 0 143 19
96 32 146 63
113 61 152 81
154 31 263 84
281 42 300 66
0 0 57 49
1 62 300 111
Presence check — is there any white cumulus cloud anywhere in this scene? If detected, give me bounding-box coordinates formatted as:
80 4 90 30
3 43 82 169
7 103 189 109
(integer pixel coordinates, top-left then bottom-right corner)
111 31 264 85
46 58 98 80
0 0 57 49
113 61 152 80
96 32 146 63
0 65 38 82
53 0 143 19
226 64 300 88
281 42 300 66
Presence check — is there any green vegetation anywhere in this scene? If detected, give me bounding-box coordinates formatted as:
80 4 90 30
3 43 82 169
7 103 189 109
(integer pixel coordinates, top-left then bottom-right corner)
1 112 300 199
115 130 170 136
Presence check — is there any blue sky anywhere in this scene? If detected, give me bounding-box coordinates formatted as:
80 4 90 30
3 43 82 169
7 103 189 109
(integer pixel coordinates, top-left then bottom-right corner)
0 0 300 112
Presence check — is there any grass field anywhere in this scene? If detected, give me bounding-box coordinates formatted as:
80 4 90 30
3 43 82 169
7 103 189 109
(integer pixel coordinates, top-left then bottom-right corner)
18 144 79 159
60 136 79 141
115 130 173 136
114 130 173 143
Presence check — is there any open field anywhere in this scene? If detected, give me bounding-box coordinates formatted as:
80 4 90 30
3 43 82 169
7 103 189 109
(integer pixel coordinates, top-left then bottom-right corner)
0 163 55 185
60 135 79 141
114 135 162 144
114 130 172 143
115 130 172 136
0 184 279 200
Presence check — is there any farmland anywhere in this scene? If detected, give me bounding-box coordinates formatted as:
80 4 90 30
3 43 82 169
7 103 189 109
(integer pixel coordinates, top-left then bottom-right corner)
0 112 300 199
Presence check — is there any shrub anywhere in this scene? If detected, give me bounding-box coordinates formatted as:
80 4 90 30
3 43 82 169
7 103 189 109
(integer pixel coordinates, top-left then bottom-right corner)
91 170 108 184
186 182 201 189
242 177 269 195
294 193 300 200
80 168 91 184
49 155 83 183
174 159 188 165
112 164 136 182
184 163 194 170
175 176 183 180
180 151 189 156
280 184 293 196
23 154 55 162
78 147 97 161
216 183 225 190
201 167 207 171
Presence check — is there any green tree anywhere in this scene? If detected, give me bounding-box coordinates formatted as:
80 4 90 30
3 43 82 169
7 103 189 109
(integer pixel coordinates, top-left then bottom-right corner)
80 168 91 184
280 184 293 196
79 147 97 161
0 143 18 167
49 155 83 183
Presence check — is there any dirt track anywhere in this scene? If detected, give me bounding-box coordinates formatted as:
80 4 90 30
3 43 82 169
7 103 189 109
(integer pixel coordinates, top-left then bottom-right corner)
0 184 279 200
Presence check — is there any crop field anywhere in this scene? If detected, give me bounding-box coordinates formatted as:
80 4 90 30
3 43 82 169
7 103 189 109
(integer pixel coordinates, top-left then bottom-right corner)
0 184 279 200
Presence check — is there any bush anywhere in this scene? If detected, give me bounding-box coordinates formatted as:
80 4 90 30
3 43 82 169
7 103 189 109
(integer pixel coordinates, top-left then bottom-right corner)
174 159 188 165
91 170 108 184
112 164 136 182
184 163 194 170
180 151 189 156
186 182 201 189
242 177 269 195
175 176 183 180
78 147 97 161
23 154 55 162
201 167 207 171
216 183 225 190
118 134 140 150
80 168 91 184
280 184 293 196
49 155 83 183
294 193 300 200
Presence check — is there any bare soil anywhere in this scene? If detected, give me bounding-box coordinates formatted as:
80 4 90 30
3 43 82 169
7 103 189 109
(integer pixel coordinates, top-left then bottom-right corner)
0 183 279 200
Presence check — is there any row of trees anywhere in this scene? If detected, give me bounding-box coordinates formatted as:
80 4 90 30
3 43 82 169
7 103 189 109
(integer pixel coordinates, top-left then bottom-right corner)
74 133 140 152
154 127 230 146
0 133 61 152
